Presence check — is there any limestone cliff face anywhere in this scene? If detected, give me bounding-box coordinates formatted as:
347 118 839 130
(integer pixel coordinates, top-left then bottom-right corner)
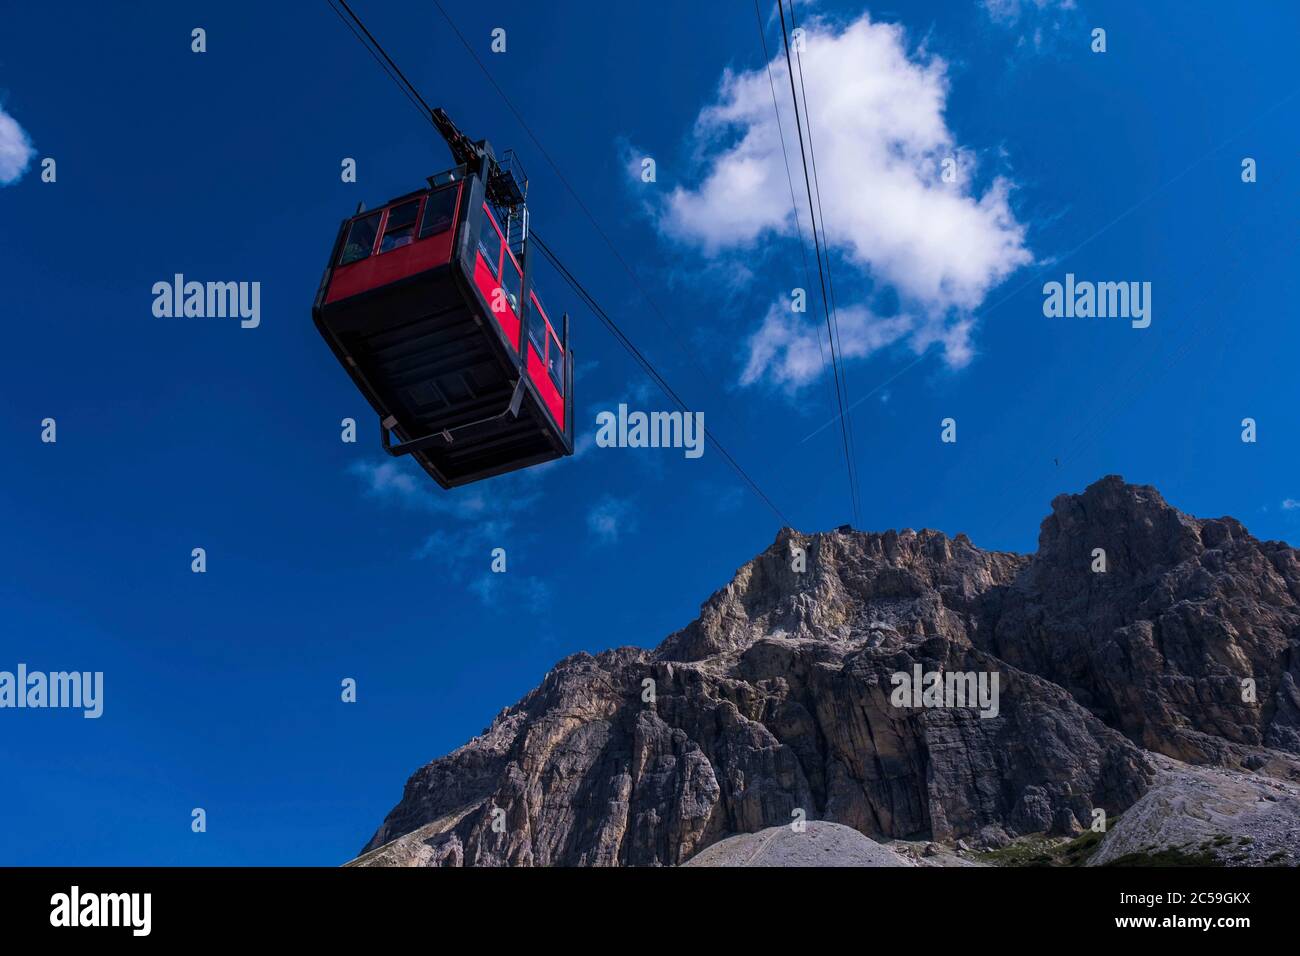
981 476 1300 773
351 477 1300 867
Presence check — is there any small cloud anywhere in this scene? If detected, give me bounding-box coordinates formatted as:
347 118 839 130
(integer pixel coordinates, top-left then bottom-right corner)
980 0 1082 53
348 459 537 520
470 574 552 613
412 519 514 563
587 496 637 544
349 459 427 508
1283 499 1300 511
616 136 651 184
981 0 1077 24
0 105 35 185
413 518 551 613
741 302 917 392
349 459 549 611
715 484 744 514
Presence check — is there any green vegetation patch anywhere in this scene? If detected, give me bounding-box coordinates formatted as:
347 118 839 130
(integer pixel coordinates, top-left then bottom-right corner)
1103 847 1224 867
975 828 1108 868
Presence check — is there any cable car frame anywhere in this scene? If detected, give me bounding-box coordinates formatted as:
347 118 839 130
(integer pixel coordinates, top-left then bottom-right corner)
312 109 573 488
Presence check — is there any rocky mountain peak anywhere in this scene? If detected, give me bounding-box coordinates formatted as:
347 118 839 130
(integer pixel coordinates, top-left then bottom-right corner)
351 477 1300 867
1034 475 1205 581
658 523 1025 663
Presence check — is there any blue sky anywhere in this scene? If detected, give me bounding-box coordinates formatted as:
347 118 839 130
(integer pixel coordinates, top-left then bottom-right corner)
0 0 1296 865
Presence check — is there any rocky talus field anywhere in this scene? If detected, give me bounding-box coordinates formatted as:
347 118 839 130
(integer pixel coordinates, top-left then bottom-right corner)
349 477 1300 867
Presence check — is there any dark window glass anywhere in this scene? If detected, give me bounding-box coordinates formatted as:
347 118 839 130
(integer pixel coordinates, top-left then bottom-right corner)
418 187 457 238
478 211 502 278
547 332 564 394
339 212 382 265
386 200 419 230
379 201 419 253
527 307 546 357
501 254 522 315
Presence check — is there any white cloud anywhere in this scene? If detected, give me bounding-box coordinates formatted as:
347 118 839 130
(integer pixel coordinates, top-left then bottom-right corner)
0 105 36 185
1283 499 1300 511
470 574 552 613
413 519 514 561
741 302 920 391
981 0 1081 53
658 14 1032 388
348 459 537 519
587 496 637 544
616 135 651 184
982 0 1077 26
572 430 597 458
413 519 551 614
350 459 426 506
349 458 553 609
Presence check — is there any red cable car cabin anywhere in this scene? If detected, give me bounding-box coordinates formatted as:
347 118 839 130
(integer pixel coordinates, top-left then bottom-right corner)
312 112 573 488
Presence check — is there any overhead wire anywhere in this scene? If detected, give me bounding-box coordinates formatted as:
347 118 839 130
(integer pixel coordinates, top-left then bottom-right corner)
533 232 792 525
787 0 864 514
775 0 862 524
428 0 721 391
329 0 433 119
751 0 837 414
325 0 795 527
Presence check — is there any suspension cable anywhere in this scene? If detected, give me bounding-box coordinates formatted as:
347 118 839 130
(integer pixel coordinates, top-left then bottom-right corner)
325 0 795 527
775 0 861 524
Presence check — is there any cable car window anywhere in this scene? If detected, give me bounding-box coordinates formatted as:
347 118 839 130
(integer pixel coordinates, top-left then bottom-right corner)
478 213 502 278
547 331 564 394
501 254 522 315
339 212 382 265
418 187 457 239
379 201 420 253
527 309 546 357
